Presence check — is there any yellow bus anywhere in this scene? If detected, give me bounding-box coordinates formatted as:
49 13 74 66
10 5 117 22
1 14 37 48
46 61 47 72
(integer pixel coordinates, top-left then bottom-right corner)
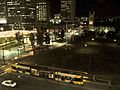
54 72 84 85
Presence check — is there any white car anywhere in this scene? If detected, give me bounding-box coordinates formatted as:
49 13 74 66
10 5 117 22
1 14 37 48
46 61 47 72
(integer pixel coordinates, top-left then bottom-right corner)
1 80 17 87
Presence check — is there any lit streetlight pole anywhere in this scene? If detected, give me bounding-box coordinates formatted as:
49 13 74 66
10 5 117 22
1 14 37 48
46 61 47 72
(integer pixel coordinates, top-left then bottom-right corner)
71 24 75 43
65 21 68 44
17 48 20 58
0 27 4 32
65 1 68 44
2 47 5 64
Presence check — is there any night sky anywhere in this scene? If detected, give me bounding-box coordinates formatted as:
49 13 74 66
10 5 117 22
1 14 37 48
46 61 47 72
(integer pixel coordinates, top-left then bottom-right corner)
51 0 120 17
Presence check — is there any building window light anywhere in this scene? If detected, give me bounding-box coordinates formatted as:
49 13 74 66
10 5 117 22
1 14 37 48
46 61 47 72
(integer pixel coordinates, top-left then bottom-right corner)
17 11 20 13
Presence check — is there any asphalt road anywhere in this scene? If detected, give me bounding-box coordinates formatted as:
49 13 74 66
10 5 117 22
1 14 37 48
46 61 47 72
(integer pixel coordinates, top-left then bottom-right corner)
0 72 109 90
18 40 120 89
0 39 120 90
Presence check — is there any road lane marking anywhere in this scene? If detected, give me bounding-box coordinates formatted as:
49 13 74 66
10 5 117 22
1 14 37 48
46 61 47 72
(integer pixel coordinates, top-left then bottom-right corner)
0 72 7 76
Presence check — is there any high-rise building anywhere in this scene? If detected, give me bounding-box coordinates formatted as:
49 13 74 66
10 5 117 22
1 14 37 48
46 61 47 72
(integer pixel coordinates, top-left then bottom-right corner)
7 0 35 30
36 0 50 22
89 11 95 30
0 0 7 24
61 0 76 23
0 0 50 30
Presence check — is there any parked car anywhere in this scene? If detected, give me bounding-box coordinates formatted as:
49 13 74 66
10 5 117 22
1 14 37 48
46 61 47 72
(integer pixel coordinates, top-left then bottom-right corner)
1 80 16 87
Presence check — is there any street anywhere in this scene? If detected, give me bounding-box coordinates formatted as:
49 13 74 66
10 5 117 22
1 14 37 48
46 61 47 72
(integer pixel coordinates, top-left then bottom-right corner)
0 40 120 90
17 40 120 90
0 72 109 90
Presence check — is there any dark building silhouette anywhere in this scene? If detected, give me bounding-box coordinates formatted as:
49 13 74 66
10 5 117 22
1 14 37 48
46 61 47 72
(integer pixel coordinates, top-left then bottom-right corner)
61 0 76 23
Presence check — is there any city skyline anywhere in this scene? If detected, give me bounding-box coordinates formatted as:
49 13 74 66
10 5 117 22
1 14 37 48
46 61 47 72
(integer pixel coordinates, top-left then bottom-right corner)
0 1 120 90
0 0 119 31
51 0 120 17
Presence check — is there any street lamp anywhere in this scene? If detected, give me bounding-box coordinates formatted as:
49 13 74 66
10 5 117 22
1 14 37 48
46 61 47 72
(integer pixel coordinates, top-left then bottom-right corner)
92 38 94 41
85 44 87 47
65 1 69 44
0 27 4 32
65 21 68 44
2 47 5 64
114 39 116 42
17 48 20 58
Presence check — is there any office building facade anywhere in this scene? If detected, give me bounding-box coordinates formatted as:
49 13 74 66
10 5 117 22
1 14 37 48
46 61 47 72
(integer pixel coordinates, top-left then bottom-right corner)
7 0 35 30
61 0 76 23
0 0 7 24
0 0 50 30
36 0 50 22
89 11 95 30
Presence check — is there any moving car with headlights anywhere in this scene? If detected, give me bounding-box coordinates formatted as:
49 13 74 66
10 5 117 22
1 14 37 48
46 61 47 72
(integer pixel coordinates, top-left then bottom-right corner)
1 80 16 87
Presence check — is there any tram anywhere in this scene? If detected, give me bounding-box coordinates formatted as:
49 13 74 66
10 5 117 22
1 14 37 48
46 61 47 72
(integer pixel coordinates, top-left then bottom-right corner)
11 63 86 85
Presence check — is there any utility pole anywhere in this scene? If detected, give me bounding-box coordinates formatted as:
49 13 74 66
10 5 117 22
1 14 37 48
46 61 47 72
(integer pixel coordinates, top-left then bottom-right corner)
65 0 68 44
65 21 68 44
88 55 91 73
2 47 5 64
17 48 20 58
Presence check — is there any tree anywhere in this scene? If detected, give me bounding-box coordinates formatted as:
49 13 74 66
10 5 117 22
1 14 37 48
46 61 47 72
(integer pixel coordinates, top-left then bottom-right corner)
36 27 44 46
29 33 35 46
60 29 65 40
15 31 23 43
45 33 50 44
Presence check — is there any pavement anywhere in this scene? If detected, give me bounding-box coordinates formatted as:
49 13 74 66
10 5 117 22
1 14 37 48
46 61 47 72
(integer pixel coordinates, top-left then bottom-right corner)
0 41 120 90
